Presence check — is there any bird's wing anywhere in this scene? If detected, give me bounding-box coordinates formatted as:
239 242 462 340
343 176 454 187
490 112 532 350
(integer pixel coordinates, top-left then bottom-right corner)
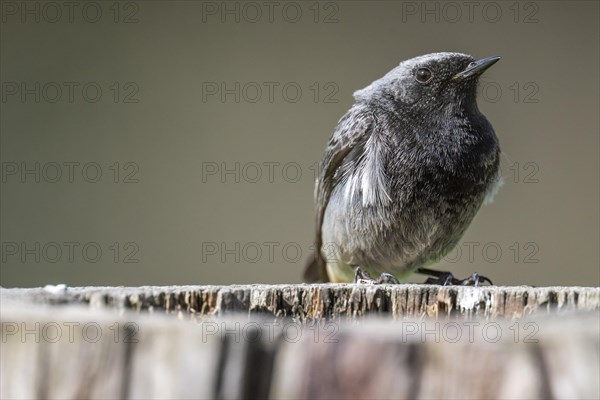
304 107 374 282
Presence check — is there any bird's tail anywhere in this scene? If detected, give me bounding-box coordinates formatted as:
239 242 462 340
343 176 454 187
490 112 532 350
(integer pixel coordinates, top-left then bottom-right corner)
303 252 330 283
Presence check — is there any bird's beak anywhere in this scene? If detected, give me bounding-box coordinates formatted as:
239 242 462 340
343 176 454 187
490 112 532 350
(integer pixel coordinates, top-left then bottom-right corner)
453 56 500 80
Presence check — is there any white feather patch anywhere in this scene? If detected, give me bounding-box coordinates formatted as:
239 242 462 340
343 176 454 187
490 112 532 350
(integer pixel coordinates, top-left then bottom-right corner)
484 173 503 205
360 135 392 207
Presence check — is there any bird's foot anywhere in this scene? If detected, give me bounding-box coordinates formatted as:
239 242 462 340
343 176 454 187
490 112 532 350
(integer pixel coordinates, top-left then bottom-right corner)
354 267 399 284
418 268 493 287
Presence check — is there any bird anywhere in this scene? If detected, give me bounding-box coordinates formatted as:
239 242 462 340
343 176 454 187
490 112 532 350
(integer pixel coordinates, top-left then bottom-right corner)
304 52 502 285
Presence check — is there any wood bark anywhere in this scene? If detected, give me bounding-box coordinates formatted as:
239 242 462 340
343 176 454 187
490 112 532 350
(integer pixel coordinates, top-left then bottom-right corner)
2 284 598 320
1 285 599 399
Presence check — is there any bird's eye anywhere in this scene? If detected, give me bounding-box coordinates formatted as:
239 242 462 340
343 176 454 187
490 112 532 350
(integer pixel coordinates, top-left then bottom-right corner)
415 68 433 84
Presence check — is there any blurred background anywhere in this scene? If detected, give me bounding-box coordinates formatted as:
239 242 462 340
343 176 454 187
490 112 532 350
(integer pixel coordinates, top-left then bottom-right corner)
1 1 598 287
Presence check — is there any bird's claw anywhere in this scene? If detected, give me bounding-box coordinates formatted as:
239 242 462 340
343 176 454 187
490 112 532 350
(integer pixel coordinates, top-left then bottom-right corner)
354 267 399 284
423 270 493 286
460 272 493 286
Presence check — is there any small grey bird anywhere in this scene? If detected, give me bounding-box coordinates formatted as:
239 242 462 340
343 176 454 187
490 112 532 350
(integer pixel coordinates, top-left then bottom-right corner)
305 52 502 285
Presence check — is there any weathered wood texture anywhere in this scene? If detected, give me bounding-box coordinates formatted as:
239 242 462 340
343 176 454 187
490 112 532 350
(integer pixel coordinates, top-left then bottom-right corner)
1 300 599 399
1 285 599 399
2 284 599 320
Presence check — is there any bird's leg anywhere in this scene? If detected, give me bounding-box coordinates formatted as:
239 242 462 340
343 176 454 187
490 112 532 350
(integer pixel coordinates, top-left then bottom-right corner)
354 266 375 284
377 273 400 284
417 268 493 286
354 267 400 284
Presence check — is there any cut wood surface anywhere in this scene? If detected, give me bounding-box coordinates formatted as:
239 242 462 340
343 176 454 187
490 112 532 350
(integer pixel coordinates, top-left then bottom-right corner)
1 284 599 320
1 285 599 399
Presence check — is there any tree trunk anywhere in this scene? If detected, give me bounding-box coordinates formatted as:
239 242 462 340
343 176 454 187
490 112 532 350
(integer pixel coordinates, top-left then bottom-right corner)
1 284 598 399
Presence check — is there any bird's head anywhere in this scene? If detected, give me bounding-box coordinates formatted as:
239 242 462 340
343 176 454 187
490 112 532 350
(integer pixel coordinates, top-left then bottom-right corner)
354 52 500 117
